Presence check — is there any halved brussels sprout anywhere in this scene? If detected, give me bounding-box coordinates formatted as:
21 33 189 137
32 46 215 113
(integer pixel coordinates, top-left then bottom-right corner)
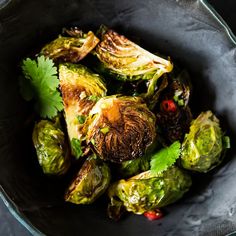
181 111 229 173
59 63 106 159
95 27 173 80
65 156 111 204
108 166 191 220
41 28 99 63
85 95 156 163
95 27 173 97
32 119 70 175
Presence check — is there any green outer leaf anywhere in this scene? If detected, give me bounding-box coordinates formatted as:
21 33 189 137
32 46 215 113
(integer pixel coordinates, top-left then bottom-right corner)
223 136 230 149
107 166 192 217
150 141 181 174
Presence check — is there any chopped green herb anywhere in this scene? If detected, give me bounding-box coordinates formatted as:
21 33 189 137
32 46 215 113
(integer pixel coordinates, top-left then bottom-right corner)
91 138 95 145
173 95 184 106
71 138 83 159
77 115 86 124
88 95 100 102
100 127 110 134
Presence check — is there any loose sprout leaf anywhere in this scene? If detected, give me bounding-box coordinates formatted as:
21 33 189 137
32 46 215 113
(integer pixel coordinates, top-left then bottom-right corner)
20 55 63 118
150 141 181 174
88 95 100 102
223 136 230 149
71 138 83 159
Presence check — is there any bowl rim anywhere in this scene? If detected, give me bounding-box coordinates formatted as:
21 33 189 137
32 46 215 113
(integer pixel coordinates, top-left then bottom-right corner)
0 0 236 235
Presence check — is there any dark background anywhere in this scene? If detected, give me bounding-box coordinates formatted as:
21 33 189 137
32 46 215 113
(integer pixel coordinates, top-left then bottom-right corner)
0 0 235 235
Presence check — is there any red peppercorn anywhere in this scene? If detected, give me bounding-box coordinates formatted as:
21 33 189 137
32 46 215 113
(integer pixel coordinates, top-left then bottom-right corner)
161 99 177 112
143 209 163 221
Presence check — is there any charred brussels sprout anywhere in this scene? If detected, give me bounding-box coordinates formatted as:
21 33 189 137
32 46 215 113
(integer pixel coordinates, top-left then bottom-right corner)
155 70 193 144
41 28 99 63
85 95 156 163
95 27 173 97
32 119 70 175
95 27 173 80
181 111 230 173
65 156 111 204
59 63 106 158
108 166 191 219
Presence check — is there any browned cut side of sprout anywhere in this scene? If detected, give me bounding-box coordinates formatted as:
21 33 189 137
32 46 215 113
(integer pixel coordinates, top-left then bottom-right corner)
59 63 107 158
65 156 111 204
41 28 99 63
95 28 173 81
85 95 156 163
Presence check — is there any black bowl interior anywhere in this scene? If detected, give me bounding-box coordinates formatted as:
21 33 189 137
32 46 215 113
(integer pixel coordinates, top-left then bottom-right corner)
0 0 236 235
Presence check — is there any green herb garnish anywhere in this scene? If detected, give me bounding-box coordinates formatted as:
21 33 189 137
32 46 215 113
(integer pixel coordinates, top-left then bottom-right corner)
19 56 63 118
88 95 100 102
100 127 110 134
150 141 181 174
77 115 86 124
71 138 83 159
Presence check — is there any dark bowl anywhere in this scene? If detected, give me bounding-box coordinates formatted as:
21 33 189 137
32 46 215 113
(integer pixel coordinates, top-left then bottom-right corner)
1 0 236 235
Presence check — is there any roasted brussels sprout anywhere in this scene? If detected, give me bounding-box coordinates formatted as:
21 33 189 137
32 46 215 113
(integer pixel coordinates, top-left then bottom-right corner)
95 27 173 97
154 70 193 144
181 111 230 173
85 95 156 163
32 119 70 175
95 27 173 80
118 156 150 178
117 137 162 178
108 166 191 220
59 63 106 158
156 104 192 145
65 156 111 204
41 28 99 63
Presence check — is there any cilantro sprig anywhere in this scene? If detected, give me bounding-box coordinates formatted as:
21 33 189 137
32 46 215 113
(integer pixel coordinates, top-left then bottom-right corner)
19 55 63 119
150 141 181 174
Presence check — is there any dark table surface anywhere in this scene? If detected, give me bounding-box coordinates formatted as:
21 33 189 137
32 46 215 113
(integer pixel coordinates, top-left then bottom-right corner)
0 0 236 235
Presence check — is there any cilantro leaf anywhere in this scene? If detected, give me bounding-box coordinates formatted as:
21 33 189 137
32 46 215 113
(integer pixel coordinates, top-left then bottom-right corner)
37 56 59 90
20 56 63 118
150 141 181 174
35 89 64 119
